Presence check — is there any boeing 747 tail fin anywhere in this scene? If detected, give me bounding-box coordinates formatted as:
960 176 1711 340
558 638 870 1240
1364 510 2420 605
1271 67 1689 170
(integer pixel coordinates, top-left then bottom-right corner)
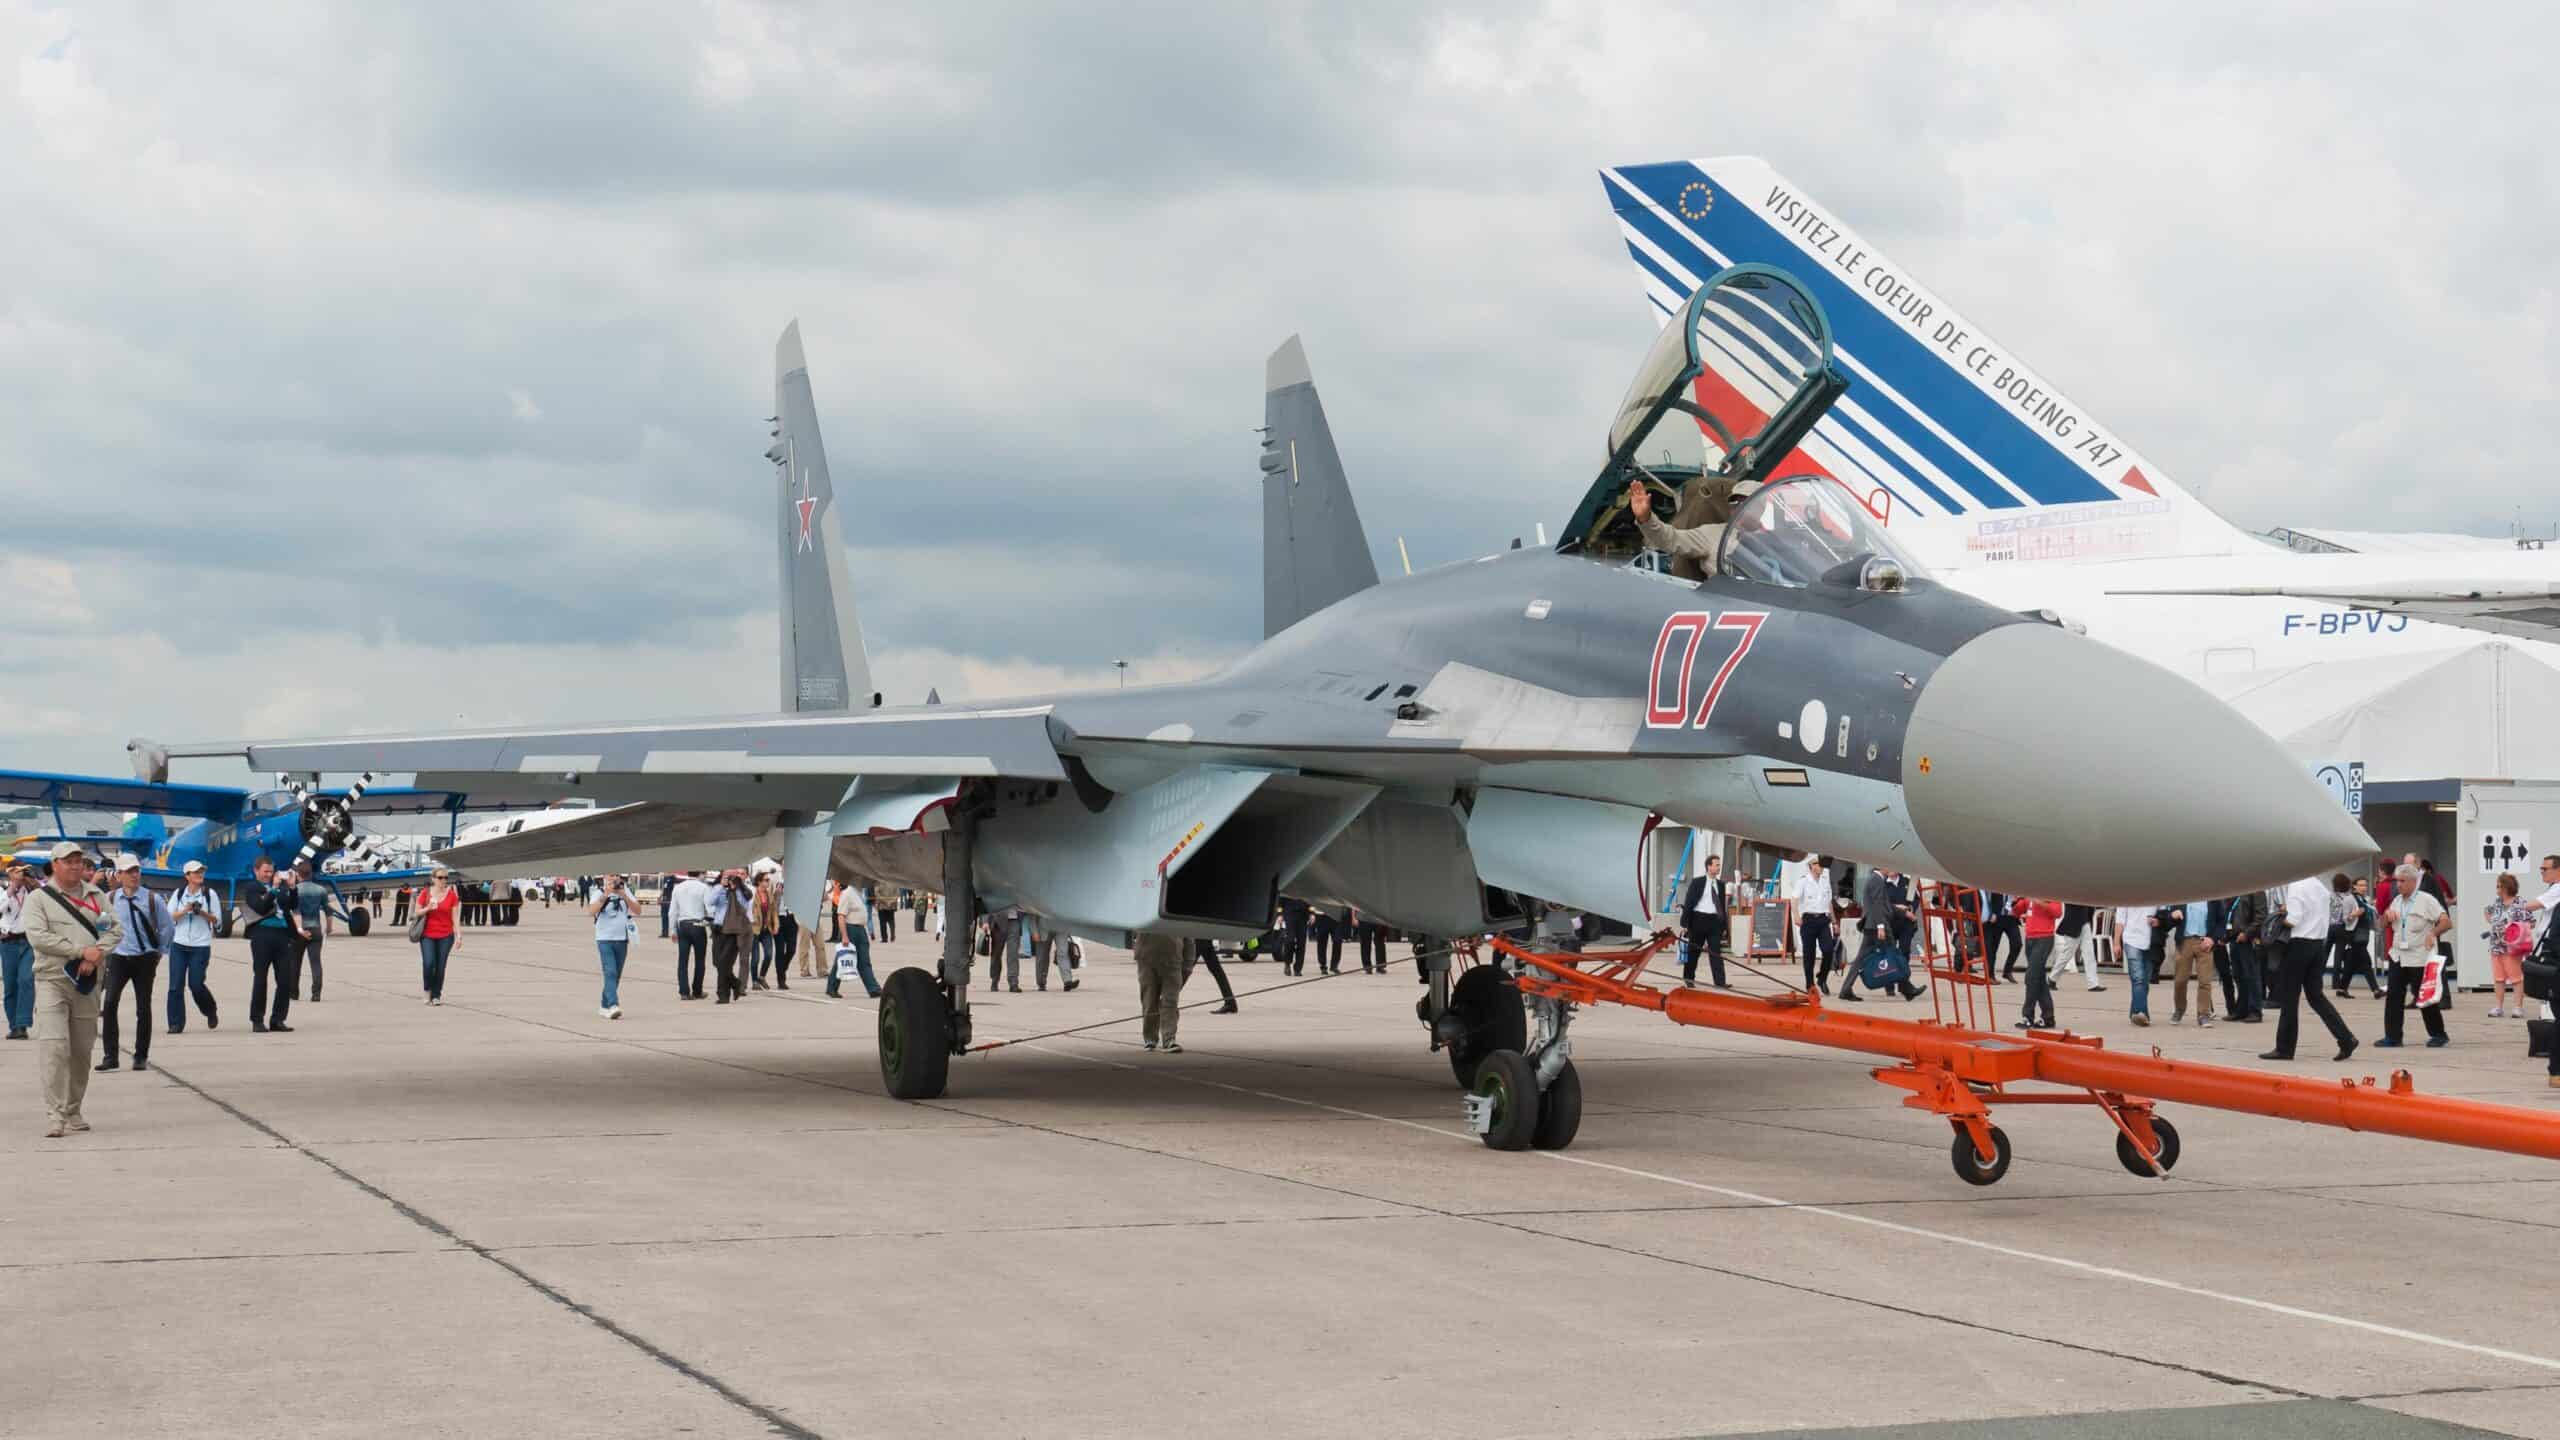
771 320 876 711
1260 336 1380 637
1600 157 2252 569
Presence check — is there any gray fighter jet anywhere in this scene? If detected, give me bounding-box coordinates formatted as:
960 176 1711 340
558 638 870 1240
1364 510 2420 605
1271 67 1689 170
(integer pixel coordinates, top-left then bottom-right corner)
147 265 2370 1121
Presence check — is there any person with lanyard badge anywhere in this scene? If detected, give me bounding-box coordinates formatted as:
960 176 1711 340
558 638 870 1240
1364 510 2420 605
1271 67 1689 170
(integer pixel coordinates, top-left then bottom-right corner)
98 853 173 1071
2377 862 2452 1049
587 875 636 1019
163 861 222 1035
413 867 462 1004
24 842 122 1137
1 861 37 1041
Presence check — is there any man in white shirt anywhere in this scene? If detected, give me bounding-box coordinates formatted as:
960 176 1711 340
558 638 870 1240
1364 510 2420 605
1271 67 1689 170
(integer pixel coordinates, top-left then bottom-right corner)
164 860 222 1034
2263 873 2359 1063
666 871 714 1001
2114 906 2156 1026
827 881 877 999
1793 857 1838 992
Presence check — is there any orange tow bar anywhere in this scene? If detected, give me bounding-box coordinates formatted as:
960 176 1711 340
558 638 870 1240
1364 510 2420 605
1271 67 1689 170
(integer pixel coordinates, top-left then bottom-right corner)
1485 919 2560 1185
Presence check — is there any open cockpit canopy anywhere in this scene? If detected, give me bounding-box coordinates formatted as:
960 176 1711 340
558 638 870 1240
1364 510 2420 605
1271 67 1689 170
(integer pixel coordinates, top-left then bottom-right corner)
1562 264 1849 560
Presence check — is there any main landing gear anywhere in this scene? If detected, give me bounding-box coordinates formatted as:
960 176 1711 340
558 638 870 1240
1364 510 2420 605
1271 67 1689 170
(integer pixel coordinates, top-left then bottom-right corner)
879 794 985 1102
878 968 956 1100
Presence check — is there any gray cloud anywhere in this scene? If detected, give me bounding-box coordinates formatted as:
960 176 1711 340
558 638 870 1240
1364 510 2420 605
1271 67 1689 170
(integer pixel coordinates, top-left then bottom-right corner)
5 1 2556 777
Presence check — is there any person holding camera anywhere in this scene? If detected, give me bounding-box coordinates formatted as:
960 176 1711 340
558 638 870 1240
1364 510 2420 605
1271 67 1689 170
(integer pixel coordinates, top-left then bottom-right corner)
161 860 223 1036
587 875 637 1019
25 843 121 1136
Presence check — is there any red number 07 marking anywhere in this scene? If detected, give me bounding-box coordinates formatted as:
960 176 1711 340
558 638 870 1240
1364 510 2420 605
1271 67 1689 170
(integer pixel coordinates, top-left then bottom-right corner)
1646 610 1767 730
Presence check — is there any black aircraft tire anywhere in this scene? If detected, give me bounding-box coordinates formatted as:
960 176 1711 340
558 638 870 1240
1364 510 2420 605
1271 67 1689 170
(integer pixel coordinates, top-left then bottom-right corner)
1950 1125 2013 1187
2115 1115 2180 1177
215 912 236 940
1530 1059 1583 1151
345 908 372 938
878 968 951 1101
1445 965 1527 1087
1472 1049 1538 1151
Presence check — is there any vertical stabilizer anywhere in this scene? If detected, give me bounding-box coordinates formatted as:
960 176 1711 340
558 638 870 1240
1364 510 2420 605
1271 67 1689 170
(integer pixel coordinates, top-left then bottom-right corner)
1598 157 2254 569
772 321 876 711
1260 336 1380 637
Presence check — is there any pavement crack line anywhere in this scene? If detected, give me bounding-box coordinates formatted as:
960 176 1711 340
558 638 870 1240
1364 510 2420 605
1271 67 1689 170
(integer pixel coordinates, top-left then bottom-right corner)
146 1058 825 1440
1009 1042 2312 1399
183 943 2560 1393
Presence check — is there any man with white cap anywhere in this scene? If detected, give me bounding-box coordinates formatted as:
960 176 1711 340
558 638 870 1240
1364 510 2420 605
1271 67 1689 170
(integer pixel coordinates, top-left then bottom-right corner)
99 853 172 1071
23 842 122 1136
165 860 222 1034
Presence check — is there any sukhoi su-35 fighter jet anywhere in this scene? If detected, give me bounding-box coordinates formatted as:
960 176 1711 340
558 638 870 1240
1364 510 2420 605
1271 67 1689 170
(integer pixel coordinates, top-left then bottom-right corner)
149 266 2372 1120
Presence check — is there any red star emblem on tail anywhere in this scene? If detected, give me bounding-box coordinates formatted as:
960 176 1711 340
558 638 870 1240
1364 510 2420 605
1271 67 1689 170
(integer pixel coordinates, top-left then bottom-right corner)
795 495 818 551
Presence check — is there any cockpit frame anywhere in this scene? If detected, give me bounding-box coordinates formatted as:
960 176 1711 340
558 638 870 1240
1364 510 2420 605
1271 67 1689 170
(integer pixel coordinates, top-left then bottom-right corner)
1559 263 1850 562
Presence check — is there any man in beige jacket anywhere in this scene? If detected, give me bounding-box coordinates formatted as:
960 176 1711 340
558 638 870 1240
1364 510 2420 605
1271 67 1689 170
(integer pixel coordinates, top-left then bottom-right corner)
24 842 122 1138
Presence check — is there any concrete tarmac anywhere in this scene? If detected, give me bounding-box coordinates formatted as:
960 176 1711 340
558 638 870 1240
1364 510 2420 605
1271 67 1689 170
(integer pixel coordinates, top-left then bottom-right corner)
5 908 2556 1439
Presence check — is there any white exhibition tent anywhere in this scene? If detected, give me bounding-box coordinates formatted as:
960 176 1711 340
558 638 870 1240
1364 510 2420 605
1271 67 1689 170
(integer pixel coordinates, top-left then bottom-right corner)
2204 640 2560 783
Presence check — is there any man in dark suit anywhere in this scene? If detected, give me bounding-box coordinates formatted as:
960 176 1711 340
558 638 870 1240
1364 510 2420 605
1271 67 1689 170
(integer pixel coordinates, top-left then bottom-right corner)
1841 866 1925 1002
1278 897 1312 976
1679 855 1729 988
1981 891 2023 980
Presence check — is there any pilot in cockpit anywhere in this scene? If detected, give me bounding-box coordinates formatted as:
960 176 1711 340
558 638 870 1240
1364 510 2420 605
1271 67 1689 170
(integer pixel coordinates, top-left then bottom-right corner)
1623 443 1758 580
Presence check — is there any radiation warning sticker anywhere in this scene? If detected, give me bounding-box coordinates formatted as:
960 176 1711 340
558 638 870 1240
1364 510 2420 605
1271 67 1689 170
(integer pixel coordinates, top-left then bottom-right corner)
1916 756 1933 776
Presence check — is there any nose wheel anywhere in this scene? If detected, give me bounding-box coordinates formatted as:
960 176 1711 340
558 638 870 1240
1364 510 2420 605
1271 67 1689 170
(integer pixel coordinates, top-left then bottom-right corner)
1466 1050 1583 1151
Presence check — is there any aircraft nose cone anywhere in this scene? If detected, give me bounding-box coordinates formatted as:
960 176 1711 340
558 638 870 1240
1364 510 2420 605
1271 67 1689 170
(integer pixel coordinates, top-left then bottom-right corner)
1902 622 2372 905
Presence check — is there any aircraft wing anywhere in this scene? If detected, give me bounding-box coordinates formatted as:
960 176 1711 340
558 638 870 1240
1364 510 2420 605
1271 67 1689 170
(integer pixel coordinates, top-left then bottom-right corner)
163 705 1068 812
2103 581 2560 643
0 769 250 823
432 803 792 877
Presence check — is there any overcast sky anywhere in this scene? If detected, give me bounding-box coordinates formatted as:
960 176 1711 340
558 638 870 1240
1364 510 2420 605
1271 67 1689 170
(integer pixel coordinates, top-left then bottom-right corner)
6 1 2555 785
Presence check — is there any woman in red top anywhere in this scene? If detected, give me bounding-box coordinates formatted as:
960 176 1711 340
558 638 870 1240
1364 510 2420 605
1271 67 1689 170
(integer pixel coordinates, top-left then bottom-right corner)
416 868 462 1005
2016 898 2064 1032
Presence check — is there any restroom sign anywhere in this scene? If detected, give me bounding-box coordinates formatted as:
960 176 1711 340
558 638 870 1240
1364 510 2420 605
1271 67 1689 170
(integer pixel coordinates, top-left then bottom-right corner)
2480 830 2532 877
